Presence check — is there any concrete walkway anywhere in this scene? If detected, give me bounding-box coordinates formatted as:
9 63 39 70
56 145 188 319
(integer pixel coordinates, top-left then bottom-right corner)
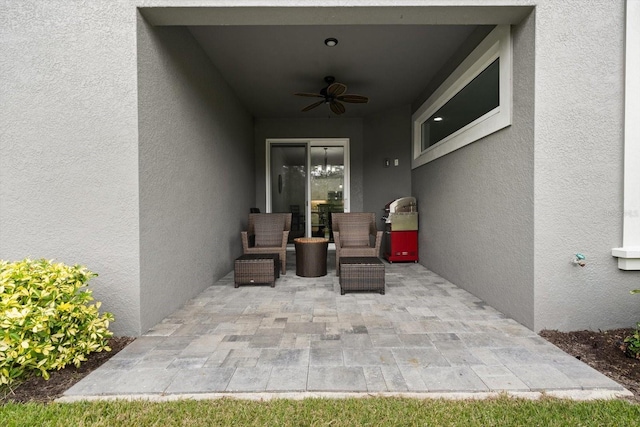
61 254 630 401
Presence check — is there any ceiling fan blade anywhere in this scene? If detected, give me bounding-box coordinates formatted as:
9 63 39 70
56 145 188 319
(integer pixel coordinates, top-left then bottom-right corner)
337 94 369 103
294 92 325 98
329 100 346 115
326 83 347 97
301 100 325 112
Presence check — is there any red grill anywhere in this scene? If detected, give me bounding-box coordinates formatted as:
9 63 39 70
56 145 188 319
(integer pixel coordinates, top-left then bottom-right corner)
382 197 418 263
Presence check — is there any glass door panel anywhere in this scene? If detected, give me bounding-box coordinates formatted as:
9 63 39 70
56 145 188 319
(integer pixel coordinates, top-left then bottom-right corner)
310 146 344 243
270 144 307 242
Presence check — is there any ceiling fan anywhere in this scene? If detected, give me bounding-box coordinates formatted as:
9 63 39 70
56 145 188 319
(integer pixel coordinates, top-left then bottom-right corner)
294 76 369 115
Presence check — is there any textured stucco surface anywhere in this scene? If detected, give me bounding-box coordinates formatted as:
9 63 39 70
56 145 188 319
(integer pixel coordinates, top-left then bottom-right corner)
412 12 535 328
254 118 365 213
362 105 413 215
412 0 639 332
137 18 254 334
2 0 637 335
0 1 142 335
532 0 638 331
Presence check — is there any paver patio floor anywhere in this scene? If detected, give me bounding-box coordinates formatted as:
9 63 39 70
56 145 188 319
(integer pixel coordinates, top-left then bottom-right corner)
63 253 629 400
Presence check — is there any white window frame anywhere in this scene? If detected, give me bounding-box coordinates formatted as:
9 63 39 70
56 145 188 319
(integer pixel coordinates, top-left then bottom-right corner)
612 0 640 270
412 24 512 168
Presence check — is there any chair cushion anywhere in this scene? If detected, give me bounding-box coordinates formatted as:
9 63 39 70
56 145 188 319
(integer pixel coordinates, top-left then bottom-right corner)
340 222 370 247
254 215 284 247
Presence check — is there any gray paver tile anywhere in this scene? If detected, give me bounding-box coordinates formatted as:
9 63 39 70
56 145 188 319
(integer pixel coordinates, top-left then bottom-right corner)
380 365 409 391
363 366 388 392
226 366 272 391
310 348 344 366
165 368 235 393
167 356 208 370
392 348 450 368
249 334 283 348
343 348 395 366
202 349 231 367
307 366 367 392
98 357 142 370
62 260 628 397
180 335 225 355
340 333 373 349
115 336 164 357
552 361 626 390
396 366 428 391
471 365 530 391
420 367 489 392
266 367 308 391
257 348 310 367
144 323 181 336
67 368 179 395
506 364 580 390
370 334 404 347
492 347 543 365
138 350 181 370
398 334 433 347
284 322 326 334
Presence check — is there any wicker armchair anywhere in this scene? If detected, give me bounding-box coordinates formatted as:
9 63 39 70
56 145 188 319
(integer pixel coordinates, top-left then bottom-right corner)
332 212 383 275
241 213 292 274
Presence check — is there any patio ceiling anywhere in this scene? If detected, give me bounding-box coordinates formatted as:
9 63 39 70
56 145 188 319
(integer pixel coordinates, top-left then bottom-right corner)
187 24 479 118
140 6 533 119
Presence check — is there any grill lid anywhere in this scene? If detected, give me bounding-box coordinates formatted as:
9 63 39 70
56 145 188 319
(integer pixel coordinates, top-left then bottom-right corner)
385 197 417 213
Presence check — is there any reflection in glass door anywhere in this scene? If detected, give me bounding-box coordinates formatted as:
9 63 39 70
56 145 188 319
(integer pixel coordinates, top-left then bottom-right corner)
268 139 349 243
310 146 344 242
270 144 307 242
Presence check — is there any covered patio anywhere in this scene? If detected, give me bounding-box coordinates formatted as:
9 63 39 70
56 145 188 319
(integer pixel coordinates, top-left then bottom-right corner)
61 255 628 400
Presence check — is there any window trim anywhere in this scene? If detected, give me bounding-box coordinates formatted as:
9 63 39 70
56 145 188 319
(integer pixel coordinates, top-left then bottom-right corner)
412 25 512 168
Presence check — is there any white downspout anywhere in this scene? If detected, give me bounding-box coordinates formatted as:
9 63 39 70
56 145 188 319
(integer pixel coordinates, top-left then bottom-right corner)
612 0 640 269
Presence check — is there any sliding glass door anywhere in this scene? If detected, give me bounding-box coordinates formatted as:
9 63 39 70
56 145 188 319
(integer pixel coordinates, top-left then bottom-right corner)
269 144 307 242
310 146 345 242
267 139 349 242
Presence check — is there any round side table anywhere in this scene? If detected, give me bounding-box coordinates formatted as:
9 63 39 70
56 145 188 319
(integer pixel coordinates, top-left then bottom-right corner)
294 237 329 277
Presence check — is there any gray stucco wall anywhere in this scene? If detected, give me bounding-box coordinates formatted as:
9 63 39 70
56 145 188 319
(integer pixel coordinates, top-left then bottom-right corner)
412 12 536 328
137 17 254 334
363 105 413 216
411 0 639 332
0 2 142 335
2 0 637 335
532 0 638 331
253 118 364 213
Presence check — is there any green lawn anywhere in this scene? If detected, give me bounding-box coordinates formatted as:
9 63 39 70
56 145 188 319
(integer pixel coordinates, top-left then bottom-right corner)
1 396 639 427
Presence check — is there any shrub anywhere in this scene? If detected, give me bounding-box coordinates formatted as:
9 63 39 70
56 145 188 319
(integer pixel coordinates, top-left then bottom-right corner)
0 258 114 386
622 323 640 359
621 289 640 359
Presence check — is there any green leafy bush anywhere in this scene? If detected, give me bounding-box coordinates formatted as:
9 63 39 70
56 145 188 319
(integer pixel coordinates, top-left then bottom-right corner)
621 289 640 359
0 258 114 386
622 323 640 359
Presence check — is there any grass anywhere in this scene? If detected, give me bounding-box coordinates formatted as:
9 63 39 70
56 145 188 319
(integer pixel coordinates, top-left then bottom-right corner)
1 396 639 427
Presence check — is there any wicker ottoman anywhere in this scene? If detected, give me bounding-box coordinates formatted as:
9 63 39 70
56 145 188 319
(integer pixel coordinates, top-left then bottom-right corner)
234 254 279 288
339 257 385 295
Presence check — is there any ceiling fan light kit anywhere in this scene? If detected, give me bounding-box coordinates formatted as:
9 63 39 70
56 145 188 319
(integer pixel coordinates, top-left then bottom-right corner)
294 76 369 115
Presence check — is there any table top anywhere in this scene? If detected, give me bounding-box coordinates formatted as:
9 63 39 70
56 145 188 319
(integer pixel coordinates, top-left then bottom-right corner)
294 237 329 244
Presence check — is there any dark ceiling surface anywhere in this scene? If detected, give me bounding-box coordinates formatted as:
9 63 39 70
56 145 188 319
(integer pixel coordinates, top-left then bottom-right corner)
188 24 480 119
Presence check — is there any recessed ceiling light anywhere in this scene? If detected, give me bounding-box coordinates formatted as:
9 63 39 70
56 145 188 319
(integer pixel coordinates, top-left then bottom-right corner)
324 38 338 47
433 117 444 122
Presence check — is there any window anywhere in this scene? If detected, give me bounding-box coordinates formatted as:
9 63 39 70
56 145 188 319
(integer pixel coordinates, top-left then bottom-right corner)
412 25 512 168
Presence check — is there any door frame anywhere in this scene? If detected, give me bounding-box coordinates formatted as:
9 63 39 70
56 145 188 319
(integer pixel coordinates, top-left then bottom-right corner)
266 138 351 237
